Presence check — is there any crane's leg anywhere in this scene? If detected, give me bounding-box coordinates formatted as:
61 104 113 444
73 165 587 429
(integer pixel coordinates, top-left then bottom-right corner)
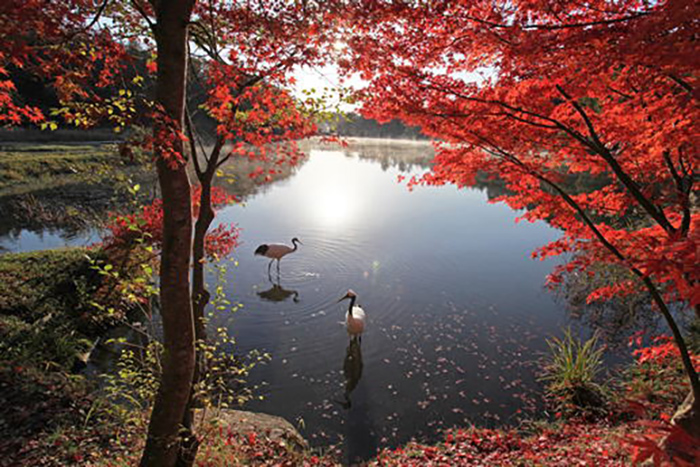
268 259 273 275
277 258 281 275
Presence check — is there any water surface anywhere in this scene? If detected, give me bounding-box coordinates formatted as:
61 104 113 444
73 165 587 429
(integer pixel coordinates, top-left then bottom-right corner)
207 141 567 463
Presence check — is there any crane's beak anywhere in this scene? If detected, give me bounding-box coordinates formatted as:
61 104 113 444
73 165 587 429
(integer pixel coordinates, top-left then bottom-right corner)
337 294 349 303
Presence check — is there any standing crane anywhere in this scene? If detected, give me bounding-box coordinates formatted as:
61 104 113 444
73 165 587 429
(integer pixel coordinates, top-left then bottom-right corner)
254 237 302 276
338 289 366 341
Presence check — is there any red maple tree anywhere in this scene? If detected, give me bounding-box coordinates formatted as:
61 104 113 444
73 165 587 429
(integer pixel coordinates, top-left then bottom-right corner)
346 0 698 439
1 1 337 464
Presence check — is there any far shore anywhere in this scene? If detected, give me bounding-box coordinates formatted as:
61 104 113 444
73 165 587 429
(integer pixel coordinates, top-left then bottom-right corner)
306 135 433 146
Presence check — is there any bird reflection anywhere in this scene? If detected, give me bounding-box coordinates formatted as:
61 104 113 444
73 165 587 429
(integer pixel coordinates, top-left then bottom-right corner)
256 276 299 303
339 338 363 409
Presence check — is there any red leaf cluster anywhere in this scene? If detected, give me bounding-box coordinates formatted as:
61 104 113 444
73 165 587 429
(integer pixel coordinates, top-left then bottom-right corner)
104 186 239 260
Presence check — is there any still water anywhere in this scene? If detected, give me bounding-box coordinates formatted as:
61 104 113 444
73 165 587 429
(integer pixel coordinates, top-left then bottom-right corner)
0 139 571 463
207 140 567 462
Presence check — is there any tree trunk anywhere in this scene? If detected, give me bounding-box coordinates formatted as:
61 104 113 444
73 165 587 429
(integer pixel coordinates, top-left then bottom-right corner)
192 179 215 344
140 1 196 466
177 173 215 467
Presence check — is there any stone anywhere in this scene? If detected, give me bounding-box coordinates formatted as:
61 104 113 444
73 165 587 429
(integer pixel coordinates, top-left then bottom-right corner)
196 409 308 450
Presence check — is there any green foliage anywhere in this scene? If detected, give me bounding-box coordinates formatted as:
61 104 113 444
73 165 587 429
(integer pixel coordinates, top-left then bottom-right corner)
195 326 271 411
197 260 269 411
540 328 608 418
101 340 162 425
93 257 269 451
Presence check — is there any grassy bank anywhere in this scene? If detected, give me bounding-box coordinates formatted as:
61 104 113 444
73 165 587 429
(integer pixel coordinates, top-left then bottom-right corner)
0 248 131 368
0 248 130 465
0 143 138 190
0 143 154 238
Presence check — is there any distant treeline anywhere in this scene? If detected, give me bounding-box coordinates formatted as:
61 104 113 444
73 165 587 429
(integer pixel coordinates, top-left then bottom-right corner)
4 59 426 143
320 113 428 140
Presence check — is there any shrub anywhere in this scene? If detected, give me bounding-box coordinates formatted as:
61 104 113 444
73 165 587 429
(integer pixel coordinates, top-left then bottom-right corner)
540 328 608 418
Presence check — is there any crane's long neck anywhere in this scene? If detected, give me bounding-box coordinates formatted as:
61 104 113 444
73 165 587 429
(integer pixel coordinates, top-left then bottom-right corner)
347 296 356 317
292 239 299 251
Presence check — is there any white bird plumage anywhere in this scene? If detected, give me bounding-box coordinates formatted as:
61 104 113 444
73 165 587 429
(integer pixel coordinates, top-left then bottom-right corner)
338 289 365 341
255 237 302 275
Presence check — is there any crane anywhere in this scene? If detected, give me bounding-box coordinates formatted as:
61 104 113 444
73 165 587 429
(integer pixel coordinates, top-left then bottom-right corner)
254 237 302 275
338 289 366 341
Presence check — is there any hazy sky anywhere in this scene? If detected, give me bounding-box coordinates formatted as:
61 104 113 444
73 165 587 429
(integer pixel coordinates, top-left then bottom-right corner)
292 62 494 114
292 63 365 112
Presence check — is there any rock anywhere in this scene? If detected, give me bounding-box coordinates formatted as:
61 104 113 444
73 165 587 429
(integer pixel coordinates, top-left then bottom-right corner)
666 391 700 463
671 391 700 439
196 409 308 450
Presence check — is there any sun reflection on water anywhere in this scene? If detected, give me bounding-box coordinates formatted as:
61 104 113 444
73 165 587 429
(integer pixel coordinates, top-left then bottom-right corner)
299 151 369 230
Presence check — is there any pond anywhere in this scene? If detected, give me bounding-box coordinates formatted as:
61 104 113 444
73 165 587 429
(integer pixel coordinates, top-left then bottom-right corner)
209 140 568 462
1 139 576 463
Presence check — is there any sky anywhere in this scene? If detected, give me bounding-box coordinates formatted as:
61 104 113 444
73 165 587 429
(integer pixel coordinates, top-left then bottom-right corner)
291 63 365 112
292 62 495 115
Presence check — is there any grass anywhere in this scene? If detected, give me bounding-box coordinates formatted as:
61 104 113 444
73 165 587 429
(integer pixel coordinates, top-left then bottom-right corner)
0 245 157 465
0 143 127 188
0 248 117 464
540 328 608 417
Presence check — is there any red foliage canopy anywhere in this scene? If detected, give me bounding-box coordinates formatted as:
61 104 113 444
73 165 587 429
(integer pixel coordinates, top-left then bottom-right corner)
347 0 698 310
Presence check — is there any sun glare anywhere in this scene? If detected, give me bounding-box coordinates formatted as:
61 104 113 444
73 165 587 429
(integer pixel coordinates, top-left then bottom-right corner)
309 179 359 229
299 152 364 230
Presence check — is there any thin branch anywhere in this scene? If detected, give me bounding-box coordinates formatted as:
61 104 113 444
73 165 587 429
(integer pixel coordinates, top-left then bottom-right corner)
201 135 225 180
664 150 692 236
215 147 233 170
520 12 651 30
185 108 203 177
80 0 112 35
421 83 567 129
131 0 156 32
663 151 683 188
447 11 651 31
420 80 593 148
667 73 694 97
606 85 633 100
